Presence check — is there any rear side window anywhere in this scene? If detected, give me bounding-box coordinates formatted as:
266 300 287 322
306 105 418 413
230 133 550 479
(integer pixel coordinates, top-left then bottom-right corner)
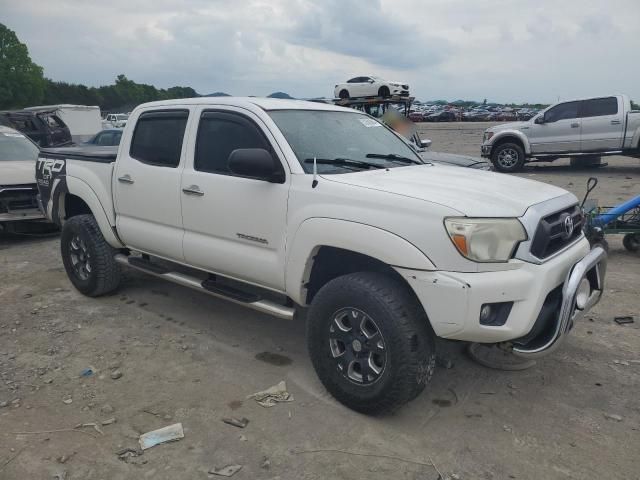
544 101 580 122
582 97 618 117
130 110 188 167
42 115 65 128
195 112 270 175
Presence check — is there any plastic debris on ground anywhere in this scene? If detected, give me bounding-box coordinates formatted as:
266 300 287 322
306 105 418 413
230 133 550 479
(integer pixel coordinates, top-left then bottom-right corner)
138 423 184 450
222 417 249 428
209 464 243 477
614 316 634 325
247 380 293 408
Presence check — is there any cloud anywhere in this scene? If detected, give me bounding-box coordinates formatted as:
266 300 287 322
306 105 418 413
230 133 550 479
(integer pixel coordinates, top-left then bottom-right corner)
0 0 638 102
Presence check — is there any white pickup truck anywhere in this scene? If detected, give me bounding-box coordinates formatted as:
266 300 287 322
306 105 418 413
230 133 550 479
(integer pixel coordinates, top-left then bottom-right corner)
481 94 640 172
36 97 607 414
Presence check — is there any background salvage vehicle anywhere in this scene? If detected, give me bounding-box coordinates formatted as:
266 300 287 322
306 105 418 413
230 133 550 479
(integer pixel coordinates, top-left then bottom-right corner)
84 128 123 146
0 126 48 232
0 109 72 147
37 97 607 414
482 94 640 172
334 76 410 99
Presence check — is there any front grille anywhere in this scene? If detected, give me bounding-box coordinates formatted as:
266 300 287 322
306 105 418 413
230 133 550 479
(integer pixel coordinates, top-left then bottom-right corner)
530 205 583 259
0 184 39 213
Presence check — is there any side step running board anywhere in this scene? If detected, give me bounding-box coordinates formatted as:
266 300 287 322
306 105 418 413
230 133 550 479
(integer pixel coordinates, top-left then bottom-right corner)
114 254 294 320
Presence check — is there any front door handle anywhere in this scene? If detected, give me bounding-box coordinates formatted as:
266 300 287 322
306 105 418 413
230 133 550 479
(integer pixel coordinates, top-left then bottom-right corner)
611 120 621 125
182 185 204 196
570 123 580 128
118 174 134 184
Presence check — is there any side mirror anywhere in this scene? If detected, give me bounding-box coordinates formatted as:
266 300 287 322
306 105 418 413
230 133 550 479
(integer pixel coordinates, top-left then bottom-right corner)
228 148 284 183
368 79 374 83
534 115 545 124
420 139 432 149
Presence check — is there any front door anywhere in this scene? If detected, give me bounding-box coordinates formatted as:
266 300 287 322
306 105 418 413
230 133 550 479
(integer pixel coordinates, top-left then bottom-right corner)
528 101 581 153
181 108 289 291
113 109 190 261
580 97 624 152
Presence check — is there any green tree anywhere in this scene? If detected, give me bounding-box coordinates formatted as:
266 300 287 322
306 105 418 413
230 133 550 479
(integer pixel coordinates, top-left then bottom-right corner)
0 23 45 109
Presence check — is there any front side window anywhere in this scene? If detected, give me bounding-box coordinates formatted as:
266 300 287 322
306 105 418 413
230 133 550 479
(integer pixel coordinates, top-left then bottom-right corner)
582 97 618 117
544 101 580 122
268 110 423 174
129 110 188 167
195 112 270 174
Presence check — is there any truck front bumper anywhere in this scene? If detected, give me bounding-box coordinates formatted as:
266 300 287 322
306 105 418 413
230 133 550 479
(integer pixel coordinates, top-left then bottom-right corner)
481 144 492 157
395 238 607 358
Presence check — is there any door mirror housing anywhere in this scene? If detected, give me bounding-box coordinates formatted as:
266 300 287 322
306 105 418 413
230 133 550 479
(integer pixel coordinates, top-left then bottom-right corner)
420 139 432 149
534 115 545 125
228 148 284 183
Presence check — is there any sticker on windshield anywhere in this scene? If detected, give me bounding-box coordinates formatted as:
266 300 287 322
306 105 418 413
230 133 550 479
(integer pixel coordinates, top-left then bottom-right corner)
1 133 25 138
359 118 382 128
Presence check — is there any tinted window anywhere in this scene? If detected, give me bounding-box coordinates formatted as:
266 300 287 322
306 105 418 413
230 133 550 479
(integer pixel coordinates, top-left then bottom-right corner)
582 97 618 117
195 112 269 174
544 101 580 122
130 111 188 167
347 78 358 83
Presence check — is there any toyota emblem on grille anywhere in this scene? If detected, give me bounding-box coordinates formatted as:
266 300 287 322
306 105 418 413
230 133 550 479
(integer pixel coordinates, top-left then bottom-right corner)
563 214 574 238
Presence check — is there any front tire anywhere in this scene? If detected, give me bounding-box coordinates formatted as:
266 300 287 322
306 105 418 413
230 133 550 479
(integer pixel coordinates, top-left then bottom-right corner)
338 89 349 100
307 272 435 415
61 214 121 297
378 86 391 98
491 142 525 172
623 233 640 252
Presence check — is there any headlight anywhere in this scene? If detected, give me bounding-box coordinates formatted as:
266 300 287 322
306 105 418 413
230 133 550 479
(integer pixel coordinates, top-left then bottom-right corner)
444 218 527 262
483 131 494 142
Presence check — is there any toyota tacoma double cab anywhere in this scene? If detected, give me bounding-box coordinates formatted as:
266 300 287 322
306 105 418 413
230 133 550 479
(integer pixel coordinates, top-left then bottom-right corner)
36 97 607 414
481 94 640 172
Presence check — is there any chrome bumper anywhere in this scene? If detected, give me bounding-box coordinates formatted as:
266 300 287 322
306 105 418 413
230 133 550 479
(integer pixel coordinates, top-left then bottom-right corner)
512 246 607 358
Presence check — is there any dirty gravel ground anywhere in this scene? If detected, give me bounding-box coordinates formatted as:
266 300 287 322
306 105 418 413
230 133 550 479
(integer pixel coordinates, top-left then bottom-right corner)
1 122 639 480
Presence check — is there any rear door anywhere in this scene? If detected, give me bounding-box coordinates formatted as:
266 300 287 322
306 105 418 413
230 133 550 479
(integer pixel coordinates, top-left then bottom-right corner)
528 101 581 153
113 109 190 261
580 96 624 151
180 107 289 290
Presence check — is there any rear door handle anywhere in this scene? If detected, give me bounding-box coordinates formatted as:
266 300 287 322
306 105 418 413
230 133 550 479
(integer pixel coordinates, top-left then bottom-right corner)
611 120 621 125
182 185 204 196
118 174 134 184
570 123 580 128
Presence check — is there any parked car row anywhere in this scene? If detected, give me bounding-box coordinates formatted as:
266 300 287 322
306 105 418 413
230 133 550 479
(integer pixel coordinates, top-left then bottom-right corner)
405 104 540 123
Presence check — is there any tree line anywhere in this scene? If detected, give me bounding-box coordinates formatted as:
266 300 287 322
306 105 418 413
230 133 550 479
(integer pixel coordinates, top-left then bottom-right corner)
0 23 197 111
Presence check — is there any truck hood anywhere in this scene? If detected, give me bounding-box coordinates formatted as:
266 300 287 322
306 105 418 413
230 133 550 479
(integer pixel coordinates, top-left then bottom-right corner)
322 164 571 217
487 121 530 132
0 161 36 185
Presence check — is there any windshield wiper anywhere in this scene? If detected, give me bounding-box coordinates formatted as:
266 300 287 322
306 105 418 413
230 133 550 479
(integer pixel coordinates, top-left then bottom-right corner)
303 157 385 170
366 153 423 165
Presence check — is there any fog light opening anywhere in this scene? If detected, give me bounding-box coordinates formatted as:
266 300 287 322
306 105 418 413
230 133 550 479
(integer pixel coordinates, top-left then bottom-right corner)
480 305 492 323
575 278 591 310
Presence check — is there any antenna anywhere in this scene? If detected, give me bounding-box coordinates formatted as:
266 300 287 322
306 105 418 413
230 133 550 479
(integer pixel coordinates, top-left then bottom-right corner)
312 156 318 188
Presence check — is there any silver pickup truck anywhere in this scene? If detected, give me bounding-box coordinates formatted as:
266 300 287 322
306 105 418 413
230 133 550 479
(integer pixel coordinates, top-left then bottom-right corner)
481 94 640 172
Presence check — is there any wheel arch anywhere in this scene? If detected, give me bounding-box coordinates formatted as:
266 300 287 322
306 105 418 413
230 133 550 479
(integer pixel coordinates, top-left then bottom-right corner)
285 218 436 306
56 177 124 247
491 131 531 155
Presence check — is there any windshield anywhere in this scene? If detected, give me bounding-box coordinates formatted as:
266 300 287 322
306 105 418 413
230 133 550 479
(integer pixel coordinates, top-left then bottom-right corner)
0 132 39 161
268 110 423 174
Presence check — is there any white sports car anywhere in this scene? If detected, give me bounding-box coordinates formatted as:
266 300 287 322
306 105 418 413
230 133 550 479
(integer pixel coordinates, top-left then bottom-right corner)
334 76 410 99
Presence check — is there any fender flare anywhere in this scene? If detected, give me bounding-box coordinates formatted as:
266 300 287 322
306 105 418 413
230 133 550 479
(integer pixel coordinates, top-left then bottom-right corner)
491 130 532 155
57 176 124 248
285 218 436 305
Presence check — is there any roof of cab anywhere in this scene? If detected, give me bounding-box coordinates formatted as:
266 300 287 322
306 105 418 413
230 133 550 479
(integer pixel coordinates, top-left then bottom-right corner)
134 96 352 113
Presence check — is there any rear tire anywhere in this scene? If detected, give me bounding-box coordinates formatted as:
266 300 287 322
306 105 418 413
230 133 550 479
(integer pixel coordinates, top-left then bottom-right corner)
339 89 349 100
307 272 435 415
61 214 121 297
623 233 640 252
378 86 391 98
491 142 525 172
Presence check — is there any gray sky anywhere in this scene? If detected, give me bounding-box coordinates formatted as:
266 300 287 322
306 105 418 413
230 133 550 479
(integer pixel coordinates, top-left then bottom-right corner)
3 0 639 103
